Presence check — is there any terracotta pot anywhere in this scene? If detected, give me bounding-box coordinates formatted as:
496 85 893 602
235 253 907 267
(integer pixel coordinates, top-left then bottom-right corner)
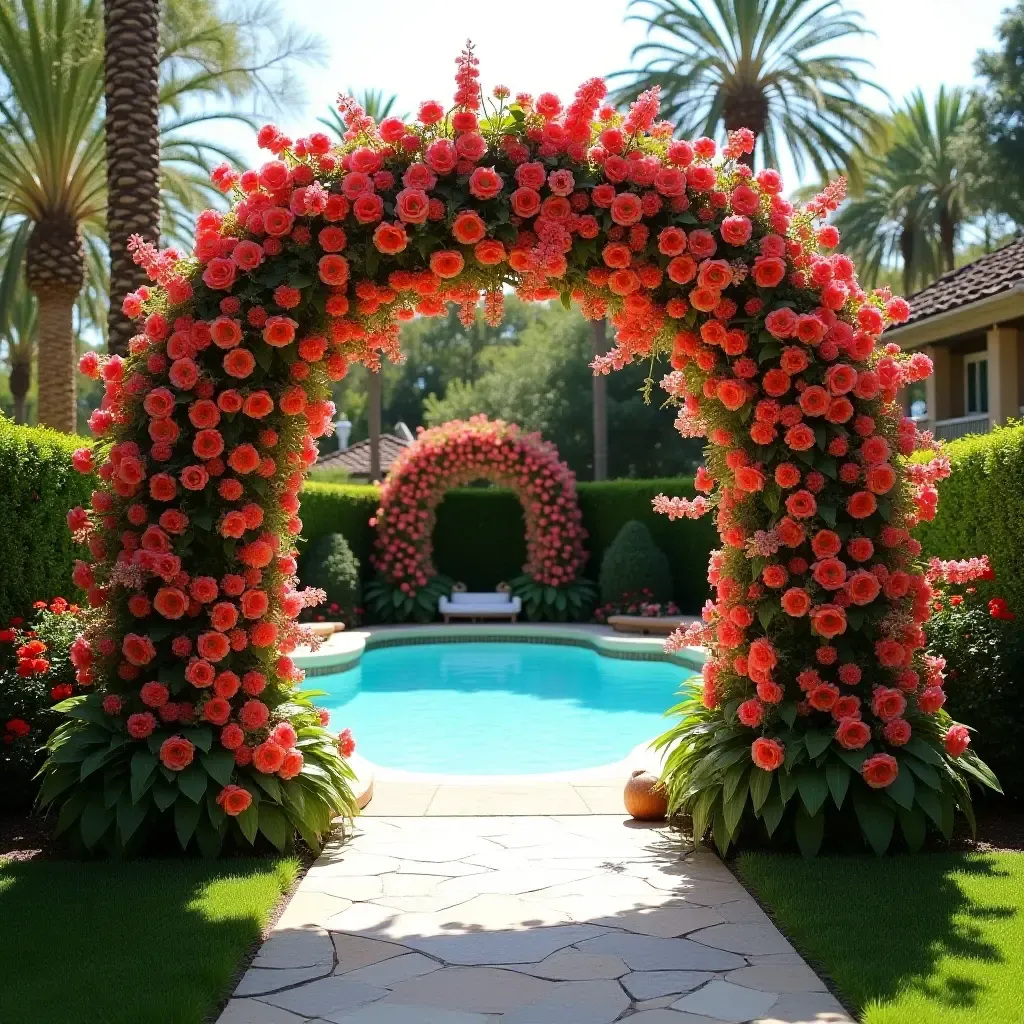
624 769 667 820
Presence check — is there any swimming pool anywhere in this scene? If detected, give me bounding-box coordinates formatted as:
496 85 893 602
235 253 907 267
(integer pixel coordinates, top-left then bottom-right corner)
315 640 693 775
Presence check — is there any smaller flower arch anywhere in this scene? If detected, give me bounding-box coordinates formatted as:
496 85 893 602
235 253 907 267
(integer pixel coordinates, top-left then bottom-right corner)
366 416 591 621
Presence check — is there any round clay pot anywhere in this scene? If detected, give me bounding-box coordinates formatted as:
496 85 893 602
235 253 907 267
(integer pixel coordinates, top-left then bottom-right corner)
624 769 667 820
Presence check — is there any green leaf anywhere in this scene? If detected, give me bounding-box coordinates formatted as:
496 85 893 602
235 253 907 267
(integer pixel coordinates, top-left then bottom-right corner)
915 785 943 829
904 755 941 789
794 804 824 857
835 746 870 772
117 794 148 845
905 736 943 766
131 749 158 802
887 763 916 809
796 769 829 817
759 787 785 836
899 806 927 852
749 768 773 812
258 803 289 851
80 800 114 849
778 702 798 728
778 767 798 803
826 760 850 808
723 760 748 803
178 765 208 803
253 772 283 802
805 730 833 760
79 746 114 781
200 748 236 787
181 726 213 753
235 802 259 845
195 816 225 859
175 795 202 849
757 598 779 630
853 786 895 854
152 781 177 811
818 502 837 528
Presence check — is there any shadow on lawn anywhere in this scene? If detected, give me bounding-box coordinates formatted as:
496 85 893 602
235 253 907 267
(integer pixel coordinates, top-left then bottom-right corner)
0 858 293 1024
736 850 1019 1016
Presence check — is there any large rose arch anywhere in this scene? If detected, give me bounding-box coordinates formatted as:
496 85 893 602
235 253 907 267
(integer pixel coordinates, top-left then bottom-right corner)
43 43 996 857
365 415 592 622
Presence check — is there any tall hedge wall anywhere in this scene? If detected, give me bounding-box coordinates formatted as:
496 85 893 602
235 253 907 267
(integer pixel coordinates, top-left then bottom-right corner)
0 420 94 623
300 476 715 611
916 423 1024 612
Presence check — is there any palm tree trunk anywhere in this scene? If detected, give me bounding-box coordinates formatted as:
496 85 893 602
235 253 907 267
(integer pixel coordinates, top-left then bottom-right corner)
368 369 382 481
26 217 84 434
9 357 30 425
591 319 608 481
103 0 162 355
938 209 956 273
34 288 79 432
899 222 916 297
724 95 768 169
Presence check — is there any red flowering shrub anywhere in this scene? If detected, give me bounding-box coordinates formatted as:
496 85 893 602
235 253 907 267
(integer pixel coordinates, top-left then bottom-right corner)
593 589 682 623
366 416 593 621
0 600 84 808
39 43 995 856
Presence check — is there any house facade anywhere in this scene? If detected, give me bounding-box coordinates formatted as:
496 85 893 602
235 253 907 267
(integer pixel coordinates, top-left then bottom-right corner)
886 237 1024 441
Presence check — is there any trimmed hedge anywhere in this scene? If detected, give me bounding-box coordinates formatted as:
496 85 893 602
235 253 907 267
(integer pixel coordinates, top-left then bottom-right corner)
599 520 673 604
0 420 93 623
916 423 1024 613
300 475 715 612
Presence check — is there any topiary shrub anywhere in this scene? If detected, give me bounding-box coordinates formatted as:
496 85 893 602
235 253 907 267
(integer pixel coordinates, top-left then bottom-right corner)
599 520 673 605
299 534 362 626
0 419 94 623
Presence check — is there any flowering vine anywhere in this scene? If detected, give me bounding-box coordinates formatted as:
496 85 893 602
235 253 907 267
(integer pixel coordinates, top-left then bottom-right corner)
365 416 590 621
39 43 996 855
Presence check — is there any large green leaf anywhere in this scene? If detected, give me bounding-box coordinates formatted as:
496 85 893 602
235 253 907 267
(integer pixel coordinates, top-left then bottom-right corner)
898 806 926 852
749 768 773 812
759 788 786 836
887 764 916 810
258 803 289 851
825 759 850 808
804 730 833 760
175 795 202 848
722 776 748 839
794 805 824 858
200 748 236 787
235 802 259 845
853 787 895 854
178 765 209 803
116 794 148 845
79 799 114 849
796 769 829 817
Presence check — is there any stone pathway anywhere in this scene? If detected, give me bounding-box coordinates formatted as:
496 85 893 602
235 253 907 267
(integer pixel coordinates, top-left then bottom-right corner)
220 816 852 1024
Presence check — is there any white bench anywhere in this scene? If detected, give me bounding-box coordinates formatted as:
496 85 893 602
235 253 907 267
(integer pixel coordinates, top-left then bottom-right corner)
438 591 522 623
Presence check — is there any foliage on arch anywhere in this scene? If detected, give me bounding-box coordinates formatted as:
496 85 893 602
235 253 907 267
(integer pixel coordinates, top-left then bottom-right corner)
40 42 997 857
365 415 592 623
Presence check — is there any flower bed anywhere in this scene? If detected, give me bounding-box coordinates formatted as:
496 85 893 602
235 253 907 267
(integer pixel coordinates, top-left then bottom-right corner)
366 416 591 621
41 44 994 857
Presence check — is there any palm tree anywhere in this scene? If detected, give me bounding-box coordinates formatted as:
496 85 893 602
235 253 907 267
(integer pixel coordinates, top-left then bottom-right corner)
835 87 976 292
612 0 884 176
0 0 322 431
103 0 161 355
319 87 400 140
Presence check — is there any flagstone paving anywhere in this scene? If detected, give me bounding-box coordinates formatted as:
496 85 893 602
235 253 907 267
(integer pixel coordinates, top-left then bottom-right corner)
220 816 851 1023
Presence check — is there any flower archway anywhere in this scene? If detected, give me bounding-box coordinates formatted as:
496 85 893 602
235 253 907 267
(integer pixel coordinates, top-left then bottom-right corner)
365 416 590 622
46 42 996 858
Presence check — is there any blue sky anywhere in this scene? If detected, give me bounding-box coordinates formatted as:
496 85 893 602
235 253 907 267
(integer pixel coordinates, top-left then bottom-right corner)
212 0 1011 192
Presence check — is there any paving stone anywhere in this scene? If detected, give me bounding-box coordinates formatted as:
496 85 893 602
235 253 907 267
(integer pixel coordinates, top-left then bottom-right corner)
632 996 679 1011
500 979 630 1023
576 932 746 971
754 992 853 1023
688 923 795 956
305 875 386 901
313 852 402 875
277 891 353 930
396 859 493 877
590 904 726 937
505 951 629 980
235 965 334 996
717 900 776 925
672 980 780 1023
434 867 594 896
379 873 446 897
642 877 751 903
320 1006 489 1023
252 927 335 970
217 997 308 1023
747 953 808 967
628 1012 729 1024
621 970 715 1000
373 893 478 914
341 953 443 988
381 966 553 1013
726 963 827 993
361 838 496 862
407 924 606 966
261 976 389 1017
332 934 406 974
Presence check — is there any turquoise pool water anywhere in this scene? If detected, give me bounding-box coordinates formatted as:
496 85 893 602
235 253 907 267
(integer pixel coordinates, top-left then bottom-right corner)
316 641 692 775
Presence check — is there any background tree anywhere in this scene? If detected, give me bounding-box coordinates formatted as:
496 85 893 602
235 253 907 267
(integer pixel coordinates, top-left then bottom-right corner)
0 277 37 423
613 0 883 176
0 0 321 431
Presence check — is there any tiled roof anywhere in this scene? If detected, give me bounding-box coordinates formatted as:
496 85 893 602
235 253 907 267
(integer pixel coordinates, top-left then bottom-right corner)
312 433 410 479
903 237 1024 326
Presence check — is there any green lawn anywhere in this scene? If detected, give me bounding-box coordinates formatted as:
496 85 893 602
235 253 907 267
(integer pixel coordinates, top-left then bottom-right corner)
736 851 1024 1024
0 857 298 1024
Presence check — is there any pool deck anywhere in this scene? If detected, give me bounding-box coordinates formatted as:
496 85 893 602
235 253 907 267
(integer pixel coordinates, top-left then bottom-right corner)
296 623 705 817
